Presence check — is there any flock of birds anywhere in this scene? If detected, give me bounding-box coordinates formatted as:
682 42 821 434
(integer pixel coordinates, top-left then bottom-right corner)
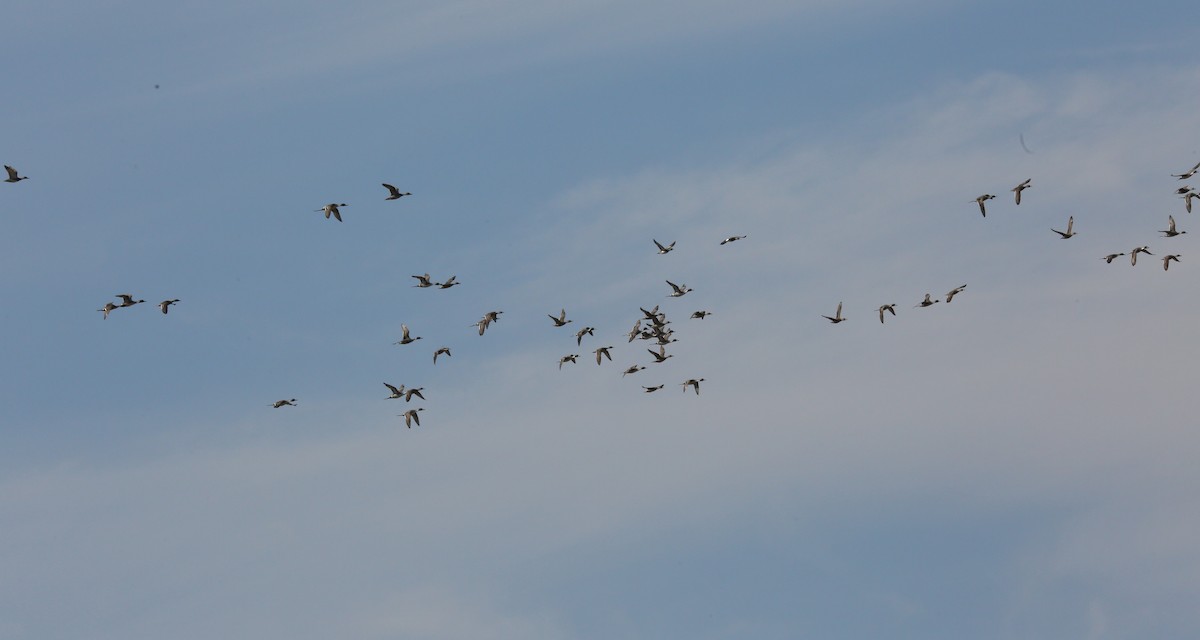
7 154 1196 429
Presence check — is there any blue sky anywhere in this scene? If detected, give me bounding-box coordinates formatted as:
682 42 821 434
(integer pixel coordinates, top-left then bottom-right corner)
2 1 1199 638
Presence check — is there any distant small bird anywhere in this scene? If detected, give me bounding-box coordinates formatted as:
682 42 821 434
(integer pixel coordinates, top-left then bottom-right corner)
944 284 967 303
681 378 705 395
159 299 180 314
639 305 661 321
665 280 692 297
974 194 996 217
1161 215 1186 238
559 354 579 369
436 275 459 289
690 310 713 319
1131 246 1153 266
433 347 452 364
576 326 595 345
642 385 665 393
622 364 646 377
1163 254 1181 271
394 324 422 345
915 293 939 308
404 387 425 402
627 319 642 342
719 235 747 245
474 310 503 335
1175 186 1192 195
399 408 424 428
114 294 145 308
98 302 118 319
1183 191 1198 214
382 183 412 200
316 203 347 221
593 346 614 365
4 165 28 183
272 399 297 408
822 301 846 323
1011 179 1031 205
1102 252 1126 264
412 273 434 288
549 309 573 327
647 345 673 363
878 304 897 324
1051 216 1076 239
653 239 676 254
1172 160 1200 180
384 383 406 399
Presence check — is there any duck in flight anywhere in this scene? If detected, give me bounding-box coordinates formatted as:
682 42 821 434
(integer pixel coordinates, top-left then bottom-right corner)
115 294 145 308
1102 252 1126 264
433 347 452 364
549 309 573 327
394 324 422 345
1051 216 1076 239
159 299 180 314
944 284 967 303
1172 160 1200 180
878 304 897 324
316 203 347 221
915 293 939 308
681 378 705 395
4 165 28 183
272 399 297 408
974 194 996 217
1163 254 1181 271
382 183 412 200
399 408 424 428
1161 215 1186 238
1011 179 1031 205
98 302 118 319
719 235 747 245
653 239 676 254
822 301 846 323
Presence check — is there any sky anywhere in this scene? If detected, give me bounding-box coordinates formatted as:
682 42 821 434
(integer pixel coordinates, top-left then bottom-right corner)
2 1 1199 638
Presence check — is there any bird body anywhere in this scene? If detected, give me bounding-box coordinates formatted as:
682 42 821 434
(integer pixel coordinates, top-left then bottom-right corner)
944 285 967 303
1011 179 1031 205
822 301 846 323
1103 253 1126 264
1161 215 1186 237
433 347 452 364
159 299 180 314
665 280 692 297
622 365 646 377
98 302 118 319
436 276 459 289
272 399 297 408
4 165 28 182
642 385 665 393
878 304 897 324
916 293 939 308
653 239 676 254
382 183 411 200
1172 160 1200 180
412 273 434 288
1163 254 1181 271
559 354 579 369
394 324 422 345
719 235 747 245
594 346 614 364
384 383 405 399
975 194 996 217
681 378 705 395
549 309 572 327
317 203 346 221
115 294 145 308
1131 246 1153 266
1051 216 1076 239
400 408 424 428
576 326 595 345
690 310 712 319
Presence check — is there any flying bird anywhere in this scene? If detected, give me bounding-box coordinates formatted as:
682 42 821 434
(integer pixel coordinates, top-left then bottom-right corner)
384 383 406 399
436 275 459 289
412 273 434 288
404 387 425 402
1163 254 1181 271
559 354 579 369
98 302 118 319
974 194 996 217
114 294 145 308
915 293 939 308
399 408 424 428
822 301 846 323
1102 253 1126 264
1011 179 1032 205
394 324 422 345
316 203 347 221
642 385 665 393
576 326 596 346
719 235 747 245
1131 246 1153 266
653 239 676 254
1182 191 1197 214
272 399 297 408
1172 160 1200 180
690 311 713 319
159 299 180 314
944 284 967 303
433 347 452 364
878 304 897 324
548 309 573 327
1160 215 1186 238
647 345 673 363
665 280 692 297
593 346 614 365
382 183 412 200
1051 216 1075 239
4 165 28 182
681 378 705 395
622 364 646 377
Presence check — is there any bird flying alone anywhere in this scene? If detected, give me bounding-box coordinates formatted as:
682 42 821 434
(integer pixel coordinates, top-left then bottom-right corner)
1103 252 1126 264
665 280 692 297
394 324 422 345
382 184 411 200
720 235 747 245
400 408 424 428
1012 179 1032 205
681 378 705 395
1163 254 1181 271
549 309 572 327
317 203 347 221
159 299 180 314
878 304 897 324
433 347 451 364
559 354 579 370
272 399 297 408
4 165 28 182
653 239 676 254
944 284 967 303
